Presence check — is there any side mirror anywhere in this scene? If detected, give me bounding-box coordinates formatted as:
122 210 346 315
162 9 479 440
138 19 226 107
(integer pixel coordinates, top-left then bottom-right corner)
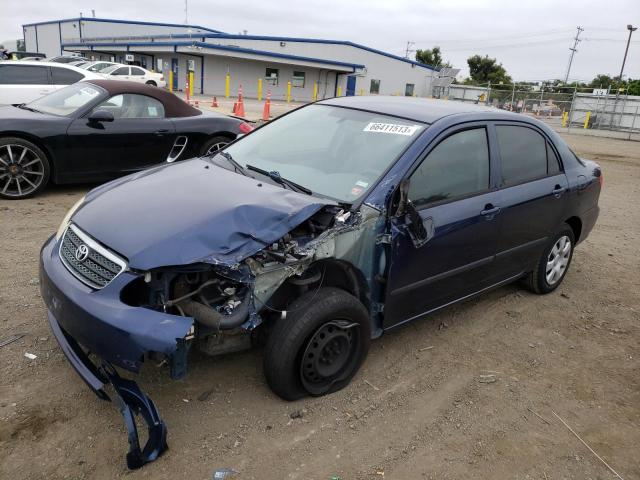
394 178 432 247
88 109 114 123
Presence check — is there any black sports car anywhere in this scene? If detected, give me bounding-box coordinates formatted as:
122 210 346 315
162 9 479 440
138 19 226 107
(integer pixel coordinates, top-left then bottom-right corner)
0 80 252 199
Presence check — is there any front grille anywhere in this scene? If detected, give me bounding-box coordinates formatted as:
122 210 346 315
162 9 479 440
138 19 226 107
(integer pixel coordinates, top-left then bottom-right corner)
59 224 127 289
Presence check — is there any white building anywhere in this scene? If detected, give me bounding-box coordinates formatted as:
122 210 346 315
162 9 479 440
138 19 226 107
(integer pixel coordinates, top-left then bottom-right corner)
22 17 438 101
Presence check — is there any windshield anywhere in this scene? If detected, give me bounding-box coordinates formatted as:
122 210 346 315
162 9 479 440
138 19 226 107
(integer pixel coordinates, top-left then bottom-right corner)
101 65 120 74
26 83 103 116
224 104 425 203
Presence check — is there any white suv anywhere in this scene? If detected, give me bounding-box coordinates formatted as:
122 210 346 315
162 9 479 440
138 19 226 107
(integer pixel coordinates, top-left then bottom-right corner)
99 65 166 88
0 61 102 105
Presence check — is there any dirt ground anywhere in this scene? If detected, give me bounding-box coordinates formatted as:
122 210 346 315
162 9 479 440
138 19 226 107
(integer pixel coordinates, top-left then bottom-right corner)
1 133 638 480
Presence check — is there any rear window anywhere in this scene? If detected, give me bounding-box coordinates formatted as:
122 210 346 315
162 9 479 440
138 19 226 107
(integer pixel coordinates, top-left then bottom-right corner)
0 65 49 85
51 67 84 85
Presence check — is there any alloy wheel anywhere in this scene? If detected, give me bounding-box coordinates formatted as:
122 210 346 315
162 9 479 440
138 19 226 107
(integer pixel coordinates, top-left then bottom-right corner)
0 144 46 198
546 235 572 285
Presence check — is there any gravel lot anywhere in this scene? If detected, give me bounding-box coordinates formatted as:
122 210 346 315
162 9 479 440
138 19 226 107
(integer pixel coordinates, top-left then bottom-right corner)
1 133 638 480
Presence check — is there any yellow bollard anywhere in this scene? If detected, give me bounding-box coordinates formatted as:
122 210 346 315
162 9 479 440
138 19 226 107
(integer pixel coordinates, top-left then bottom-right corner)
257 78 263 101
359 88 364 96
189 71 194 97
337 86 342 97
286 81 292 103
583 111 591 129
169 71 173 92
225 73 230 98
562 111 568 127
313 82 318 102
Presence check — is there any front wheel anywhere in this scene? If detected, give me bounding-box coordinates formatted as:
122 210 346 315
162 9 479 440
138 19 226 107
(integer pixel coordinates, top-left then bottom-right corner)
0 137 50 199
263 287 371 400
526 225 575 294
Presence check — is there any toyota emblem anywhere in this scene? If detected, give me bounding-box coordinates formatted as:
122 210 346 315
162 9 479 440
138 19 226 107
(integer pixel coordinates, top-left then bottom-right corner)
75 244 89 262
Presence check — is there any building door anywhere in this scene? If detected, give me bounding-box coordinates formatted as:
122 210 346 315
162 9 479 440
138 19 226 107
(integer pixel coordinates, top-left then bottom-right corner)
346 75 356 96
405 83 415 96
171 58 179 91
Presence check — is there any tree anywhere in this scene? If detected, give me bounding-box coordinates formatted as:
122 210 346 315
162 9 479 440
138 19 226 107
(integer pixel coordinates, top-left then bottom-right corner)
415 46 451 68
465 55 512 86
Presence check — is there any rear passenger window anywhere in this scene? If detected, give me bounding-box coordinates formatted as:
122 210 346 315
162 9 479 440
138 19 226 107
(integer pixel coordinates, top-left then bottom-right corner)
547 142 561 174
51 67 83 85
496 125 548 185
130 67 145 76
409 128 490 208
0 65 49 85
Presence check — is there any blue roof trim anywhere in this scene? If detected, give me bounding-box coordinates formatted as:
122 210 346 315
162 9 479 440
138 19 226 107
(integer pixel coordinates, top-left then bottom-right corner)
92 32 437 71
22 17 223 34
62 41 366 70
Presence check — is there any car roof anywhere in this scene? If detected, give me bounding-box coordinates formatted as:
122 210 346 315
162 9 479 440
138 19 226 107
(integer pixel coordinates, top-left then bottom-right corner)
84 79 202 118
318 95 520 124
0 60 98 73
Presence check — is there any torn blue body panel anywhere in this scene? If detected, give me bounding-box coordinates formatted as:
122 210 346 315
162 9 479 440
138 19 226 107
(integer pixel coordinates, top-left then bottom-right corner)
75 158 334 270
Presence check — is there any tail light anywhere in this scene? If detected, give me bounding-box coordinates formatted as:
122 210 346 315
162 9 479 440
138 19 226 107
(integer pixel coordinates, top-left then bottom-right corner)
597 169 603 188
238 122 253 134
160 76 164 81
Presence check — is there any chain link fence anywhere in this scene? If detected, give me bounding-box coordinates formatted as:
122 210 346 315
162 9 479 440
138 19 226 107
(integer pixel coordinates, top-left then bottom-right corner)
439 83 640 139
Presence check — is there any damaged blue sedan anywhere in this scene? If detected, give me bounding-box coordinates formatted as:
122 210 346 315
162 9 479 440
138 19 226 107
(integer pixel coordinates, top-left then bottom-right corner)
39 96 601 468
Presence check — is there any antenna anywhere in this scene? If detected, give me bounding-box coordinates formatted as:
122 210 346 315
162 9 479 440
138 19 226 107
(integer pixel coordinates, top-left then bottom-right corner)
184 0 189 24
563 26 583 83
405 41 415 59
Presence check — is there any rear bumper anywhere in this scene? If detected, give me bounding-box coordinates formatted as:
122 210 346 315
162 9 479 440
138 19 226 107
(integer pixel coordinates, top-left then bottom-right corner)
39 234 193 373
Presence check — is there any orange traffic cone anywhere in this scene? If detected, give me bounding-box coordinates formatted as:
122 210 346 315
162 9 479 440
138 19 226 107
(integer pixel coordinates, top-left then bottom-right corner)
235 84 245 117
211 96 219 107
262 90 271 121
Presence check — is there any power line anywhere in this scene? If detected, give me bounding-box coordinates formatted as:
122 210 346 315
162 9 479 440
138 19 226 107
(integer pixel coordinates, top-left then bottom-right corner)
404 41 415 59
414 28 574 45
564 26 584 83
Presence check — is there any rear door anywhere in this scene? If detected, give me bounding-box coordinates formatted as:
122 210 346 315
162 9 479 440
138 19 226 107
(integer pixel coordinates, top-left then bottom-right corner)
384 124 503 328
65 93 176 179
491 123 569 276
0 64 52 104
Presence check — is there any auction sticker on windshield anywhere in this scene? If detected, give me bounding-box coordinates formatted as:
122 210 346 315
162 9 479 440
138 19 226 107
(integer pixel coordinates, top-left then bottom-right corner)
363 123 421 135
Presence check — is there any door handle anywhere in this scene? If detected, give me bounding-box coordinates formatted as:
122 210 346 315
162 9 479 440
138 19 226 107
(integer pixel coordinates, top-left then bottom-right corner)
154 129 170 136
480 204 501 217
552 184 566 197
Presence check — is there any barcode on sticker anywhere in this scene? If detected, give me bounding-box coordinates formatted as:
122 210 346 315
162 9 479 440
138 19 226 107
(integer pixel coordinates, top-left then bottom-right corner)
363 123 420 136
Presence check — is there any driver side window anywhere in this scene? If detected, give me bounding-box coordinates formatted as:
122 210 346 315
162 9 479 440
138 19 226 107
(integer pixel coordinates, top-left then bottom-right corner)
93 94 165 119
408 128 490 208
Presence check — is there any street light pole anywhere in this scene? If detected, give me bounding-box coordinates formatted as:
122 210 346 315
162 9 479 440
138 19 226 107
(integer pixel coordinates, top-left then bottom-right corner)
619 24 637 80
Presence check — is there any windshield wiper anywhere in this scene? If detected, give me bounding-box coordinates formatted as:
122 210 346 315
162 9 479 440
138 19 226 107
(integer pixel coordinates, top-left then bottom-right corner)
246 164 312 195
18 104 40 113
215 151 247 176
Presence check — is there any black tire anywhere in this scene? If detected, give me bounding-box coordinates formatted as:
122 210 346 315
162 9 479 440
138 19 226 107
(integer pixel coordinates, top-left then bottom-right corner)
0 137 50 200
145 80 157 87
526 224 575 294
263 287 371 401
199 135 231 156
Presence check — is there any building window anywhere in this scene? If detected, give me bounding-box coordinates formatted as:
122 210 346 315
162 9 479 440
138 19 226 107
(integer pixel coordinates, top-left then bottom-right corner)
292 71 305 88
266 68 279 86
405 83 415 96
370 79 380 94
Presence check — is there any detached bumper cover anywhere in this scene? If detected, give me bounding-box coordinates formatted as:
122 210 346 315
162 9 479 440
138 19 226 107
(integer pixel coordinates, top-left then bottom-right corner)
39 235 187 468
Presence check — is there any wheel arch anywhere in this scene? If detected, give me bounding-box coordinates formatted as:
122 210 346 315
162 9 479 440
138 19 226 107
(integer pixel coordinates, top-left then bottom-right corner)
0 131 56 182
565 216 583 243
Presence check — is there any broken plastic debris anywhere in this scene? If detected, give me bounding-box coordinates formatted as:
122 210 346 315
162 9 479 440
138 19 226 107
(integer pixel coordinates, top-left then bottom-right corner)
24 352 37 360
212 468 237 479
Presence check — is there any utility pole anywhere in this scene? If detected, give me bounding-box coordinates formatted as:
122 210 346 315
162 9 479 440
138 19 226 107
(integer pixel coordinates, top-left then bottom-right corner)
619 24 637 80
564 26 584 84
404 41 415 59
184 0 189 24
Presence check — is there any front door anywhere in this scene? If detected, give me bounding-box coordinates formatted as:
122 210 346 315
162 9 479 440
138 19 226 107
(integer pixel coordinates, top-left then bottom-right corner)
64 93 176 180
383 125 502 328
171 58 179 91
346 75 356 96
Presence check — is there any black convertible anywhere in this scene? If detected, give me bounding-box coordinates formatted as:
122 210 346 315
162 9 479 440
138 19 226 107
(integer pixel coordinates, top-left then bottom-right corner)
0 80 252 199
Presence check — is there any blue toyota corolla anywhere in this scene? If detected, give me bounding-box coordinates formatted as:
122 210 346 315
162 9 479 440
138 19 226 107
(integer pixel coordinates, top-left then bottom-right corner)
39 96 601 467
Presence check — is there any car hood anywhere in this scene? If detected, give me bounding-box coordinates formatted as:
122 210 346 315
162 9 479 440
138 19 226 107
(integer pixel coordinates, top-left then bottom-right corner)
0 105 58 120
73 159 334 270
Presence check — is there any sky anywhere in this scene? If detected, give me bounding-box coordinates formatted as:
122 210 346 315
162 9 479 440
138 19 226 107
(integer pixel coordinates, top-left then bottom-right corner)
2 0 639 82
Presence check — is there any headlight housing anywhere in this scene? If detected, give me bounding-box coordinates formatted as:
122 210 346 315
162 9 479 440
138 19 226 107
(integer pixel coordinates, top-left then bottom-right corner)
55 196 85 240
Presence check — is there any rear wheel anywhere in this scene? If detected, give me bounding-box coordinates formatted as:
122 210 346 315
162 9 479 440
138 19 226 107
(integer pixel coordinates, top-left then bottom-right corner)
0 137 50 199
200 135 231 156
263 287 371 400
145 80 157 87
526 225 575 294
